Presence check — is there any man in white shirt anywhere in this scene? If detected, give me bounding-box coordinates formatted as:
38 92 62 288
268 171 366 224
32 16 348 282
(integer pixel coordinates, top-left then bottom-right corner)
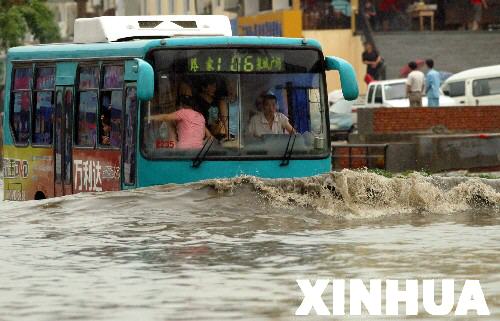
248 92 295 137
406 61 425 107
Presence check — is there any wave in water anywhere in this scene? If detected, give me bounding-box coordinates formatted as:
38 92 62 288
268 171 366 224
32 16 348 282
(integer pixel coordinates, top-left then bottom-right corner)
1 170 499 219
207 170 500 219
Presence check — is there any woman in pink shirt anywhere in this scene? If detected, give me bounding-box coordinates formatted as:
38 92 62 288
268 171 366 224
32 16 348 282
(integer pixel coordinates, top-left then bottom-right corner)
149 94 213 149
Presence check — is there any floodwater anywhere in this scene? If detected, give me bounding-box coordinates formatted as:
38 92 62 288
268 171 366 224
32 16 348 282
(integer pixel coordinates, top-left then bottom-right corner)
0 170 499 321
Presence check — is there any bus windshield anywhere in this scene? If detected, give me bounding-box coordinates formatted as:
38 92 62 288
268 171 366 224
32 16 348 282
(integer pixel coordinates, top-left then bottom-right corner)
142 48 328 159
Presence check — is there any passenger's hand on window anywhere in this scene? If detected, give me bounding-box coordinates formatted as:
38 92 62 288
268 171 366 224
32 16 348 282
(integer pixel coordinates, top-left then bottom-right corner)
102 136 110 145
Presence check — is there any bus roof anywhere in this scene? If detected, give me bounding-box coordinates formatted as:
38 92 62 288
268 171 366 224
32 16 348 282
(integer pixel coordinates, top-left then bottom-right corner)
7 37 323 62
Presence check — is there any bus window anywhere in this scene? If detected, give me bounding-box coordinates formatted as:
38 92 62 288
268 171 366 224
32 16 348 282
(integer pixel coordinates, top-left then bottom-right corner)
10 67 32 145
144 48 328 159
33 67 55 145
76 66 99 147
241 73 323 156
142 74 208 157
100 65 123 148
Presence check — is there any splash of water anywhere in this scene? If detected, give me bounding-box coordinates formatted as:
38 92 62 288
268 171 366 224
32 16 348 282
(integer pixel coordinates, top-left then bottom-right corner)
207 170 500 219
1 170 499 219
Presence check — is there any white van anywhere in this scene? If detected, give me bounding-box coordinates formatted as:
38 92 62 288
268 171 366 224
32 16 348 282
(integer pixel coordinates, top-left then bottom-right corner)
365 79 455 108
441 65 500 106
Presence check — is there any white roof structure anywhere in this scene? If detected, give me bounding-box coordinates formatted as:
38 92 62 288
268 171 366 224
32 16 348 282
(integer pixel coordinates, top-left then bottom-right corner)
74 15 232 43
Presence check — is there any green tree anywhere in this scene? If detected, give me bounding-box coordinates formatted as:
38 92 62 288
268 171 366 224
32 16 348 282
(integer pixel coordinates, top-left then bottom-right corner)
0 0 60 51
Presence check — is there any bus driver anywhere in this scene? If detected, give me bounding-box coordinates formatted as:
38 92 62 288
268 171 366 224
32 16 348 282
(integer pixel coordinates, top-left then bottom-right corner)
248 92 295 138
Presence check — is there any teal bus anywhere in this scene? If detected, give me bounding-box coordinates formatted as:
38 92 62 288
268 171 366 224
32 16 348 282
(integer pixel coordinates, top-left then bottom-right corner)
1 16 358 201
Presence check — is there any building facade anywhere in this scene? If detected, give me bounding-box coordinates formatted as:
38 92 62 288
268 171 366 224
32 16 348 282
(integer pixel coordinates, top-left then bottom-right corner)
140 0 196 15
47 0 119 40
138 0 234 15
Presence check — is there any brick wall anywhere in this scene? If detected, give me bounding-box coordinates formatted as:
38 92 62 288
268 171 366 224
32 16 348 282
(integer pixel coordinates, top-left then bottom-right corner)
358 107 500 135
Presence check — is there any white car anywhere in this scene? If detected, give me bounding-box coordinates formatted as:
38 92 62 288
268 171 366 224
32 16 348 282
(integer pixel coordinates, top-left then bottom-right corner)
441 65 500 106
365 79 456 108
328 90 364 140
328 90 362 130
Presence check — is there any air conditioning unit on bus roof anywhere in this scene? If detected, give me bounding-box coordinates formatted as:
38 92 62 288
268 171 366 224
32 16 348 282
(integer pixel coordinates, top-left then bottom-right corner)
74 15 232 43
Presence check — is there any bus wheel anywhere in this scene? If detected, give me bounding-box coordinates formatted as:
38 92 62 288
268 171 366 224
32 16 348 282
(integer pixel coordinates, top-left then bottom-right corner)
34 192 46 200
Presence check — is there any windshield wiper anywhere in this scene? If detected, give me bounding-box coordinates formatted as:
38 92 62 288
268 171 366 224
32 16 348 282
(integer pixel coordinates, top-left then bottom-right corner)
280 134 297 167
192 137 215 168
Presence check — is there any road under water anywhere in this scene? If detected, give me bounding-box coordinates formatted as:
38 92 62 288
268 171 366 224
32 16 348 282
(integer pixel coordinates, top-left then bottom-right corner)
0 170 499 321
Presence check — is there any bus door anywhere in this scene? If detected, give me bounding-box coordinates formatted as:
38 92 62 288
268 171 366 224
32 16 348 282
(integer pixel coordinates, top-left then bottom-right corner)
122 84 137 189
54 86 74 197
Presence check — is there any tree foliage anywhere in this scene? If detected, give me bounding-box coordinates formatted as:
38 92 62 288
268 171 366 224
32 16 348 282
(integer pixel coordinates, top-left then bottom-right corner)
0 0 60 50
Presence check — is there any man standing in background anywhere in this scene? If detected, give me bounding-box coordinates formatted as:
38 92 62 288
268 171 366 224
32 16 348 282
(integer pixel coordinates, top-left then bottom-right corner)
406 61 425 107
425 59 441 107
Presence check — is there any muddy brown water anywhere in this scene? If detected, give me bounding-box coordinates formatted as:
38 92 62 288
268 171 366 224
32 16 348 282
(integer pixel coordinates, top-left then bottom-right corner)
0 170 499 321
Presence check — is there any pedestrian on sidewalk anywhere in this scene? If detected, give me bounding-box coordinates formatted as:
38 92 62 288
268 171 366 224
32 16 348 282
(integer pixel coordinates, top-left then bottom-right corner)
378 0 399 31
406 61 425 107
362 42 384 83
364 0 377 30
470 0 488 31
425 59 441 107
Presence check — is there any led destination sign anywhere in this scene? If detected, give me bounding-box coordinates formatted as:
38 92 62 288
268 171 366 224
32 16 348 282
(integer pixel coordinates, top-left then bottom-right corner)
188 53 285 73
153 49 322 74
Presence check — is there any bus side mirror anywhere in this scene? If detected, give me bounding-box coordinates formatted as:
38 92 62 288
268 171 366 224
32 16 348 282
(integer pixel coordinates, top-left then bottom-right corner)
134 58 154 101
325 56 359 101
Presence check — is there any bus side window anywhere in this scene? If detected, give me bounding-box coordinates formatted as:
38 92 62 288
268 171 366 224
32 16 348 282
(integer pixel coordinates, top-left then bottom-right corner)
33 66 55 145
10 67 33 145
100 65 124 148
76 66 99 147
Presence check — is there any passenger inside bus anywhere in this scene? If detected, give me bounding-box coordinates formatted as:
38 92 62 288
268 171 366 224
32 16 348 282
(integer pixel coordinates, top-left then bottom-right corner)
218 78 239 141
148 83 213 149
100 112 111 146
194 76 226 139
100 91 122 148
194 76 217 123
248 92 295 138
